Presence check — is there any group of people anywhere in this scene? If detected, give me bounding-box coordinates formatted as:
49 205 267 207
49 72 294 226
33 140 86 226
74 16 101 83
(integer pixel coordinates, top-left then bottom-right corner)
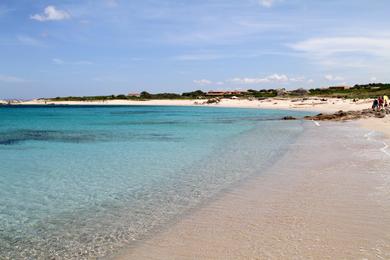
372 95 389 111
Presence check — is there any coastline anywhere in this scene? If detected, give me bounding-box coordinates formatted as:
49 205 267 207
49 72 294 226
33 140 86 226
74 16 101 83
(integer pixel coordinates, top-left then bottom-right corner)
13 97 372 114
116 120 390 259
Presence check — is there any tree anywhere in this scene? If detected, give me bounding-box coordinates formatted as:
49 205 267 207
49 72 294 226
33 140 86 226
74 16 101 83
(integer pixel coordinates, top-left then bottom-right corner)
140 91 152 99
182 90 205 98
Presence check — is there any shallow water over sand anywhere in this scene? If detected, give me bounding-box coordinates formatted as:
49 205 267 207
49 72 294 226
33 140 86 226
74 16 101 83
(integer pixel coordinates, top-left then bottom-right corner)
0 106 308 259
120 122 390 259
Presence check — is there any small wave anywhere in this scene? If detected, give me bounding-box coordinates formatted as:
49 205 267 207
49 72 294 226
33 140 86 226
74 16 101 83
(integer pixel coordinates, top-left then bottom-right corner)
364 131 390 157
381 142 390 157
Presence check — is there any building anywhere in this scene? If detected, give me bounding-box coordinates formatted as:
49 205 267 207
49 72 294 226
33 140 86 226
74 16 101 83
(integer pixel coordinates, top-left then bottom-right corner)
127 93 141 97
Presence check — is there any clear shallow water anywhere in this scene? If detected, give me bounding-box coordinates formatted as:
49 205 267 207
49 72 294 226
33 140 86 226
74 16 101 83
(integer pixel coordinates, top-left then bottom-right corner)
0 105 308 258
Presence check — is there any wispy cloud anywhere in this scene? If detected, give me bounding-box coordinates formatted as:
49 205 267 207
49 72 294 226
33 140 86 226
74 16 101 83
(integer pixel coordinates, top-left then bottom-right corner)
31 6 70 22
17 35 45 47
290 36 390 68
52 58 93 65
52 58 65 65
175 49 289 61
227 74 307 84
165 16 288 46
105 0 119 8
324 74 344 82
194 74 311 86
194 79 224 86
259 0 277 8
0 5 12 17
291 37 390 57
176 53 228 61
0 74 27 83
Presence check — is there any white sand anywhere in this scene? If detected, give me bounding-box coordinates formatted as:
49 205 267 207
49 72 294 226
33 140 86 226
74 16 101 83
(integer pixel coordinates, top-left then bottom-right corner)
19 97 372 113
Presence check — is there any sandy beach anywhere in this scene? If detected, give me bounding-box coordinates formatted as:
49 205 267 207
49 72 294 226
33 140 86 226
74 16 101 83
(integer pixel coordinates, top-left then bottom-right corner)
115 120 390 259
16 97 372 114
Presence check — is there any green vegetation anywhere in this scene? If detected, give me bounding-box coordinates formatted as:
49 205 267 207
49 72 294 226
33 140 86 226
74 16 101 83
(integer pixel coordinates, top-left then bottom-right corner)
246 89 278 98
182 90 206 98
309 84 390 99
49 83 390 101
51 95 140 101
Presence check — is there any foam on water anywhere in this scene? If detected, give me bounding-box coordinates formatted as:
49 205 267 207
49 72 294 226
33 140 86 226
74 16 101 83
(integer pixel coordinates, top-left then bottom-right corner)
0 105 308 258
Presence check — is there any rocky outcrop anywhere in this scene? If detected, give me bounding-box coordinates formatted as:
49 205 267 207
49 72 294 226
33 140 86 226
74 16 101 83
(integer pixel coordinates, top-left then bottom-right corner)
304 109 389 121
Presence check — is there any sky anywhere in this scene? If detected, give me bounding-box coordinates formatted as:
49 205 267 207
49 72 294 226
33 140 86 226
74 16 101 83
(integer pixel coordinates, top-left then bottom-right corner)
1 0 390 99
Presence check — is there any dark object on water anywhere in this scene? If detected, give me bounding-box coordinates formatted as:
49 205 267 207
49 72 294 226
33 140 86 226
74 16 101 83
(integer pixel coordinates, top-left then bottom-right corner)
282 116 297 120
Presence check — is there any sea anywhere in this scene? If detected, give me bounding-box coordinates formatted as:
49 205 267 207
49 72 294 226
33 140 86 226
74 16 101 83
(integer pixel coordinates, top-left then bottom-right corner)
0 105 309 259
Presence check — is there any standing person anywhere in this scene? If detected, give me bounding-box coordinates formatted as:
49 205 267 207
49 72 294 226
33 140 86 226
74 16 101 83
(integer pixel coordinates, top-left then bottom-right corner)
372 98 379 111
378 96 384 110
384 95 389 107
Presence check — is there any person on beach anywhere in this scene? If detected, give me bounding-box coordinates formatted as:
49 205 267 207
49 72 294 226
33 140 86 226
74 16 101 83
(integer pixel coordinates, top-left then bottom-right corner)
384 95 389 107
372 99 379 111
378 96 384 110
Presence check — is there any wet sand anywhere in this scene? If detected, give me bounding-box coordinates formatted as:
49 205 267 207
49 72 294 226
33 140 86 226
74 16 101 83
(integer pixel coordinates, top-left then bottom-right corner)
116 122 390 259
360 117 390 138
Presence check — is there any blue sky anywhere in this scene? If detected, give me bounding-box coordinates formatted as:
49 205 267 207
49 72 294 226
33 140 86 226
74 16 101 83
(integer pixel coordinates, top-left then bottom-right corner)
1 0 390 98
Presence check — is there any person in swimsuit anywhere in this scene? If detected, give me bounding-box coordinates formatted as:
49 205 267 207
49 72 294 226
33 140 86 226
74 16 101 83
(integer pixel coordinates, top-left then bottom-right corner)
372 99 379 111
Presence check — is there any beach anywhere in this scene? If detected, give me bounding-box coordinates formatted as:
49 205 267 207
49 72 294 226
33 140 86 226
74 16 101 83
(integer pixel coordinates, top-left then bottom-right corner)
116 120 390 259
3 0 390 258
17 97 372 113
1 102 390 259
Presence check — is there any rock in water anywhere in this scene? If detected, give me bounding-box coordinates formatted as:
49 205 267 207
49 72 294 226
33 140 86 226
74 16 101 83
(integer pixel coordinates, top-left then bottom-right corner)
282 116 297 120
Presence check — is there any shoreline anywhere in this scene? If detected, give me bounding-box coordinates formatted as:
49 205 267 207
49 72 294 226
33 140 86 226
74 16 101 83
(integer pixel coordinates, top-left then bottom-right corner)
360 117 390 138
116 120 390 259
3 99 390 258
8 97 373 114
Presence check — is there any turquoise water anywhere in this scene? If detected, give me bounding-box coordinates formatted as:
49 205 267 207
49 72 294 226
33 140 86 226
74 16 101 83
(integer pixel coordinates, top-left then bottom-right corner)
0 105 308 258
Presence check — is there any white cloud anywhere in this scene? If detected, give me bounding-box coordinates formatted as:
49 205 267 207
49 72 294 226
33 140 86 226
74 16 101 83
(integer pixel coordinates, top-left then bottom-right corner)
0 74 26 83
290 36 390 68
227 74 306 84
324 74 344 82
31 6 70 22
259 0 277 8
291 37 390 56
